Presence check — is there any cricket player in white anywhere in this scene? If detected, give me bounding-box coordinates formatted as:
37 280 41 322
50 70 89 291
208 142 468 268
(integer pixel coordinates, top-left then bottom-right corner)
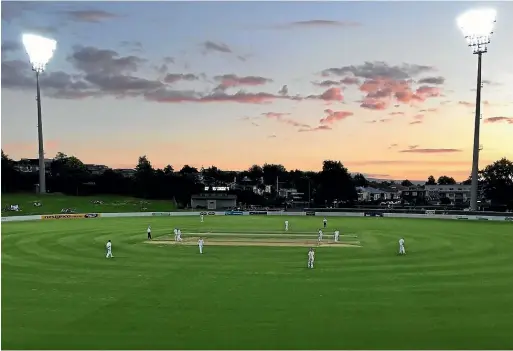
106 240 113 258
201 214 204 223
307 248 315 268
285 220 289 231
399 238 406 255
334 230 340 242
323 217 327 228
173 228 178 241
318 229 323 242
198 237 204 254
177 229 183 242
147 225 152 240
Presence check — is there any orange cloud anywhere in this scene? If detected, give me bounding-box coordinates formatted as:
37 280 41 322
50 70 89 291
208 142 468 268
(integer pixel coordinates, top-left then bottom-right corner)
399 148 462 153
298 125 332 132
409 120 423 125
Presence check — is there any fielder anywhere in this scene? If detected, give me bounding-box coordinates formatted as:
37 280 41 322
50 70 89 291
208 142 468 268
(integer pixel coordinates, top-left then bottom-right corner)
307 248 315 269
334 230 340 242
147 225 152 240
323 217 327 228
173 228 178 241
318 229 323 242
177 229 183 242
399 238 406 255
198 237 204 254
284 220 289 231
200 214 204 223
106 240 113 258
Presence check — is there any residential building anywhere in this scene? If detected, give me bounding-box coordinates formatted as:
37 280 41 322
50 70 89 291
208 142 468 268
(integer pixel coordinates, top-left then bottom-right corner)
114 168 136 178
85 164 110 175
424 184 471 204
15 158 53 174
357 186 402 202
401 186 427 204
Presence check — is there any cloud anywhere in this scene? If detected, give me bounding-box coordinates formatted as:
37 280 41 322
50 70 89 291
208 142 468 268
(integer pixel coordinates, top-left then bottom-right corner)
1 1 37 22
413 114 424 121
65 10 118 23
389 111 404 116
68 46 145 75
388 144 398 149
458 101 473 107
263 112 311 129
322 61 433 80
1 40 22 53
418 76 445 85
399 148 462 153
307 87 343 102
278 85 288 96
379 118 391 123
313 80 341 87
482 79 501 86
408 145 419 150
484 117 513 124
319 109 353 124
313 77 360 87
146 89 292 104
419 108 438 113
267 134 277 138
298 125 332 132
213 74 273 91
280 20 361 28
201 41 232 54
409 121 423 125
361 98 388 110
163 73 200 84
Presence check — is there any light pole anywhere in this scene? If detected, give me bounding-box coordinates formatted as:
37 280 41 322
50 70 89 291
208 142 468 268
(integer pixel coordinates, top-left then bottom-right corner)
457 9 497 211
22 34 57 194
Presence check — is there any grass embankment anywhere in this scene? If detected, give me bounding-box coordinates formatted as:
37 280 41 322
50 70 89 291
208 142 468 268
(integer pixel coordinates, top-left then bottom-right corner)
1 193 176 216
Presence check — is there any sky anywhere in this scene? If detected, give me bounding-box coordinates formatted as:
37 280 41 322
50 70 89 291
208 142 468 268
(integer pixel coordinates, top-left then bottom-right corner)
1 1 512 181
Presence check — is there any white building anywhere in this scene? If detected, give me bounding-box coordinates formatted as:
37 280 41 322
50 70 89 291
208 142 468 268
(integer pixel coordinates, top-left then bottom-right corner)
424 184 471 204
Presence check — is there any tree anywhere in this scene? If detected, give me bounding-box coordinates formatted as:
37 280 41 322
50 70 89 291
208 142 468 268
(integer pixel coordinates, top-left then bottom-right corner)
353 173 369 187
437 175 456 185
134 155 155 198
480 158 513 207
248 165 264 181
50 152 89 194
401 179 413 187
179 165 198 175
426 175 436 185
163 165 174 174
262 163 287 186
316 160 357 205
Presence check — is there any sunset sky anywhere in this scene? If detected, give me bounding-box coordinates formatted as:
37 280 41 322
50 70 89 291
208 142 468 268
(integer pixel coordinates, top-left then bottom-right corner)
1 1 512 181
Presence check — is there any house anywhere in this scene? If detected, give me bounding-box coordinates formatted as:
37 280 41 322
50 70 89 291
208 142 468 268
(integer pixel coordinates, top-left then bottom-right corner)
229 176 270 196
114 168 136 178
357 186 402 202
401 186 427 204
191 193 237 210
424 184 471 204
15 158 53 174
85 164 110 175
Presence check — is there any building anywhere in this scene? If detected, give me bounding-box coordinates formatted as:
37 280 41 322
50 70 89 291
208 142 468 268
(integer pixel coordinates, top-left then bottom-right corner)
357 186 402 202
15 158 53 173
191 193 237 210
424 184 471 204
113 168 136 178
85 164 110 175
401 186 427 204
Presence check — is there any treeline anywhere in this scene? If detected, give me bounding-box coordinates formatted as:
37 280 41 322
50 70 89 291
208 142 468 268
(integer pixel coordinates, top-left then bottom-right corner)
1 150 512 209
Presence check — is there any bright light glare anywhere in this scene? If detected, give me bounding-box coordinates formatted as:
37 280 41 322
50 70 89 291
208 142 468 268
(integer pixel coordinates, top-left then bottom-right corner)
457 8 496 51
22 34 57 72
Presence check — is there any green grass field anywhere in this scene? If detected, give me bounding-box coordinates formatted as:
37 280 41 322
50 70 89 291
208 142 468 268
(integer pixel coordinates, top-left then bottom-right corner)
2 216 513 350
1 193 176 216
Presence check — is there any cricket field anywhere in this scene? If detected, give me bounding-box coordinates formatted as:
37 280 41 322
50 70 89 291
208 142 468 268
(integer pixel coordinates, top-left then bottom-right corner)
2 216 513 349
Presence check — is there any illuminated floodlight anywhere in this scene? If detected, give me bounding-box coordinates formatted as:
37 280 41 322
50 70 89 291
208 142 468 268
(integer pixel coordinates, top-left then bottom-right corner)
457 8 496 54
22 33 57 72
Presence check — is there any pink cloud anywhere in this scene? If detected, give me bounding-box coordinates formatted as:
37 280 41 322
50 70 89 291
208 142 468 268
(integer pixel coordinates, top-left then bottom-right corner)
361 98 388 110
319 109 353 124
262 112 311 129
484 116 513 124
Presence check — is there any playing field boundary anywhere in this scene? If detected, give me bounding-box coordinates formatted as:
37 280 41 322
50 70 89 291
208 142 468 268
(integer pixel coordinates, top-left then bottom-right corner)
3 210 513 222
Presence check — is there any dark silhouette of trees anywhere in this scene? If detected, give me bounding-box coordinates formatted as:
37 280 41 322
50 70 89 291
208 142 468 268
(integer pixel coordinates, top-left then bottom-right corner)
2 151 512 209
401 179 413 187
426 175 436 185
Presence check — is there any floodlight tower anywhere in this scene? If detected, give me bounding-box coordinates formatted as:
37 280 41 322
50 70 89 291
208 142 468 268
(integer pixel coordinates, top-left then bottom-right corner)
457 9 496 211
22 34 57 194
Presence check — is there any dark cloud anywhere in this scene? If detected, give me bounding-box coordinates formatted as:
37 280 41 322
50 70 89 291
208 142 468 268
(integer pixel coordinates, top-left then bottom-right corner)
65 10 118 23
163 73 200 84
322 61 433 80
409 121 423 125
1 40 22 54
361 99 387 110
213 74 273 90
282 20 361 28
418 76 445 85
201 41 232 54
1 1 38 22
399 148 462 153
278 85 288 96
68 46 145 75
145 89 294 104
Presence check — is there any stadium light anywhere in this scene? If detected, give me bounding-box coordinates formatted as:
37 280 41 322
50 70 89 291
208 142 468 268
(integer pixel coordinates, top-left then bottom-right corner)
456 9 496 211
22 33 57 194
